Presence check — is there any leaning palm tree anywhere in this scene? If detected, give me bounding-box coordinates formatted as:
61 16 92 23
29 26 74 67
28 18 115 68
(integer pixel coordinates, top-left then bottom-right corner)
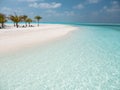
26 18 32 27
22 15 28 26
34 16 42 26
0 13 7 28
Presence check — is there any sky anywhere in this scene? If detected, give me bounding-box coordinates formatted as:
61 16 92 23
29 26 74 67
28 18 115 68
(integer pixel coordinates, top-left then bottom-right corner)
0 0 120 23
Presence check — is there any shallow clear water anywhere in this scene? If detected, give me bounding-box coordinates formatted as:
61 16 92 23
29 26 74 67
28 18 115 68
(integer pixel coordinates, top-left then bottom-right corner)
0 24 120 90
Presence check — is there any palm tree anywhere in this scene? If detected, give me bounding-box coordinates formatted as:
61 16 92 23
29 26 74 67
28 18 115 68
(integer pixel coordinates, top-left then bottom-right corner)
34 16 42 26
9 14 22 28
26 18 32 27
22 15 28 26
0 13 7 28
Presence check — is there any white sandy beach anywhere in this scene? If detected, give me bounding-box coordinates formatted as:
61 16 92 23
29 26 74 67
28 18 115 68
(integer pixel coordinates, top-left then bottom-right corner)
0 24 78 53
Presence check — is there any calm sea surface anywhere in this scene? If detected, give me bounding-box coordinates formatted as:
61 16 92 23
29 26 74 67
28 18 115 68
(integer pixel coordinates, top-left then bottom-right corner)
0 24 120 90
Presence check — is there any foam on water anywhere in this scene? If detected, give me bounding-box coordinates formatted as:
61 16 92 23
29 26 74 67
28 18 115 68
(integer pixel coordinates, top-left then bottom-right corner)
0 24 120 90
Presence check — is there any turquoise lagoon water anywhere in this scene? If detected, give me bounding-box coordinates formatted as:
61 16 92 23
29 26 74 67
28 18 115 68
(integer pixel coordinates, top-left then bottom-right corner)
0 24 120 90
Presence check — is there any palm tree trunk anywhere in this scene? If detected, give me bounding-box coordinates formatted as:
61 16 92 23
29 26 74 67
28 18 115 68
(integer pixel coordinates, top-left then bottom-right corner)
0 23 2 28
38 21 39 26
2 22 4 28
16 22 18 28
29 22 30 27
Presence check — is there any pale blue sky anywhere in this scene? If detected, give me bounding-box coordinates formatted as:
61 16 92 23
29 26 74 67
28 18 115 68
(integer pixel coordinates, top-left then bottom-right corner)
0 0 120 23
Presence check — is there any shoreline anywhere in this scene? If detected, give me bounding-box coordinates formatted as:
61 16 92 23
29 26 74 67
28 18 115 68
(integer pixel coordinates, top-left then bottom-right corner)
0 24 78 54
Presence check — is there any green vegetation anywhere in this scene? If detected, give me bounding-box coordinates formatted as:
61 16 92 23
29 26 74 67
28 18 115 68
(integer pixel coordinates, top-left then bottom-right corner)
0 12 42 29
9 15 22 28
26 18 32 27
34 16 42 26
22 15 28 26
0 13 7 28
